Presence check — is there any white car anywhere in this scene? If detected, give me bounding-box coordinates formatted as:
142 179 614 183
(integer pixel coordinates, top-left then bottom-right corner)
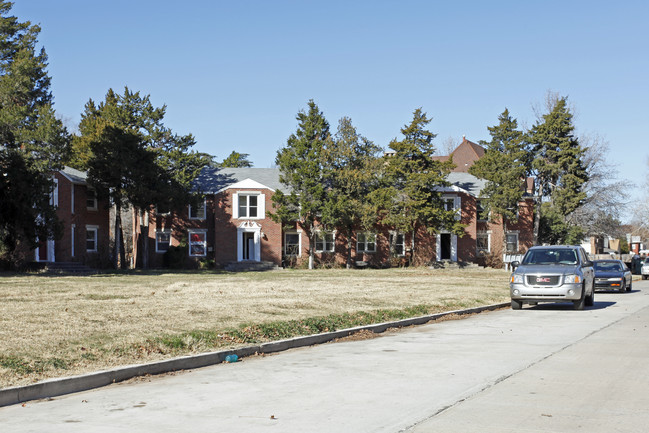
642 258 649 280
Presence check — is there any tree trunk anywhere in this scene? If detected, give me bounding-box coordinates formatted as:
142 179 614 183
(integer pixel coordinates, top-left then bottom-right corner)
140 208 149 270
113 206 121 269
119 224 126 269
346 226 352 269
308 232 315 270
409 224 417 266
533 194 541 245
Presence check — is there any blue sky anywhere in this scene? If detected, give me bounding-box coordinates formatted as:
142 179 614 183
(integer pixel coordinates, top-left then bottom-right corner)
12 0 649 215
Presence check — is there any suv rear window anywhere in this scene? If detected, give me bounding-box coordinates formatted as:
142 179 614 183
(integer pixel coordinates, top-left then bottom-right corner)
522 249 578 265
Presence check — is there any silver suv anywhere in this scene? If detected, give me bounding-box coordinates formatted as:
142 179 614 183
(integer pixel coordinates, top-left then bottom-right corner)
510 245 595 310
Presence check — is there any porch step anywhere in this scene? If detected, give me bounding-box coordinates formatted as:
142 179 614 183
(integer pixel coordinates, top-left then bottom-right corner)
43 262 97 275
225 261 280 272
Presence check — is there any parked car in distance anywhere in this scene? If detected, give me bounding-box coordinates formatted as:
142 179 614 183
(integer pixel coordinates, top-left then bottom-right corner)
593 259 632 292
642 258 649 280
509 245 595 310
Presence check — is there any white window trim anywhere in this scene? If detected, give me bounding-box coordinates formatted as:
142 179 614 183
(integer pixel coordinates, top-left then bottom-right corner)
505 231 519 254
284 231 302 257
86 225 98 253
188 229 207 257
189 199 206 220
315 230 336 253
389 231 405 256
442 195 461 220
233 191 265 220
356 232 377 253
51 178 59 207
476 230 491 254
476 199 488 222
156 230 172 253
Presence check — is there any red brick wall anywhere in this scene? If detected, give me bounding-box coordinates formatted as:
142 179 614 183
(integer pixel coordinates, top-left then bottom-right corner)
53 172 110 267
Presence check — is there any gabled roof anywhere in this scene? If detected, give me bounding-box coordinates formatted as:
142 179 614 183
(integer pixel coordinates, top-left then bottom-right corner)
59 166 88 184
433 137 485 173
193 167 284 194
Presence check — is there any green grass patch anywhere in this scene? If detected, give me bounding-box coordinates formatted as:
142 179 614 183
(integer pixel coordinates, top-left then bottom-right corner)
0 355 69 375
148 304 449 354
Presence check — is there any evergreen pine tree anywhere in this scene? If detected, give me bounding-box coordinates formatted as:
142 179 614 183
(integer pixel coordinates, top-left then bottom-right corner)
0 2 69 266
321 117 382 268
376 108 460 263
470 109 528 251
529 97 588 244
272 100 330 269
76 87 209 268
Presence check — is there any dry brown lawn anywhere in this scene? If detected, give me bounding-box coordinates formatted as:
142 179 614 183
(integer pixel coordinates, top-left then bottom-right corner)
0 267 510 388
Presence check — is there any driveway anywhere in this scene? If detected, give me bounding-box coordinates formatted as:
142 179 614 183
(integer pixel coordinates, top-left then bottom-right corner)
2 281 648 432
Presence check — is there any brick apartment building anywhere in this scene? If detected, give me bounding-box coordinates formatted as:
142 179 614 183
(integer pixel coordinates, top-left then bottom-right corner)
131 139 535 269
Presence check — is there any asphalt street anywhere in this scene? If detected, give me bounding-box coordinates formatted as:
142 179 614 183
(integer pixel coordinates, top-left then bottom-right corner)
2 279 648 432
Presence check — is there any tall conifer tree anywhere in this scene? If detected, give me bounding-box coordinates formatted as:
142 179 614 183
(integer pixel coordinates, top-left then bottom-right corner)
0 1 69 265
529 97 588 244
470 109 528 251
272 100 330 269
375 108 460 263
321 117 382 268
75 87 209 268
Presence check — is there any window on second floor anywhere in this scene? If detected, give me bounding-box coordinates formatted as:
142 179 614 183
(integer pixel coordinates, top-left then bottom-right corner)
189 199 206 220
86 189 97 210
233 192 266 219
476 200 488 221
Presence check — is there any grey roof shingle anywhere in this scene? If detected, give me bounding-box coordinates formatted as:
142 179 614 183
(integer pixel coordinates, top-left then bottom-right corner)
192 167 285 193
60 166 88 184
446 172 486 197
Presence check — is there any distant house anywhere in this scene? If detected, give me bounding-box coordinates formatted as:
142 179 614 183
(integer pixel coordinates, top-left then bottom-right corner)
32 167 111 268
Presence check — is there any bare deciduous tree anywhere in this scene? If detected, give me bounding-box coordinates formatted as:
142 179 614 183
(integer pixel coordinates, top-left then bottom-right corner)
567 134 630 237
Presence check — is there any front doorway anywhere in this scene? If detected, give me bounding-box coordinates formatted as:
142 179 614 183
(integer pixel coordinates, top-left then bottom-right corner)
242 232 255 260
237 221 261 262
35 239 55 262
440 233 451 260
436 232 457 262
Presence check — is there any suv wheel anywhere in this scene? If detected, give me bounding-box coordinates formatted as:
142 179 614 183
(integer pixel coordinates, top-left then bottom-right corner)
574 285 586 310
511 299 522 310
585 283 594 307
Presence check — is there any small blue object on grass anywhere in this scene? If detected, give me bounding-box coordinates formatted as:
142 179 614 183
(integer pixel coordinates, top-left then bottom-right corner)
225 354 238 363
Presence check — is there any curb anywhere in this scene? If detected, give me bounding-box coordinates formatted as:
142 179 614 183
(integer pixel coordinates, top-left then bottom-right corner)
0 302 508 407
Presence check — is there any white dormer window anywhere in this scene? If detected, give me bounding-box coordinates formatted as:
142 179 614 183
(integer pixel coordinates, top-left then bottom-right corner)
232 192 265 219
